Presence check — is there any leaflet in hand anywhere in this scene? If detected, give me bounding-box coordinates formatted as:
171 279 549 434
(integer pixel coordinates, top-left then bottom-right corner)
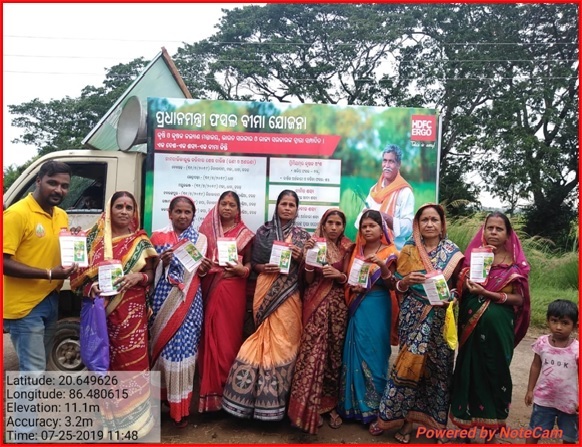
305 238 327 267
269 241 292 274
97 260 124 297
217 237 238 266
470 247 494 283
59 229 88 267
347 255 370 286
173 239 203 272
422 270 451 305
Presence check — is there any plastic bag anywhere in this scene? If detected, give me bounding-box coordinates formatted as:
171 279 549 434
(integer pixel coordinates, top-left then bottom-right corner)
443 301 458 350
80 296 110 372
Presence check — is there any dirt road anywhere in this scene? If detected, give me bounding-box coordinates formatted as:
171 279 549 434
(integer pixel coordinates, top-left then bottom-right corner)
4 327 551 444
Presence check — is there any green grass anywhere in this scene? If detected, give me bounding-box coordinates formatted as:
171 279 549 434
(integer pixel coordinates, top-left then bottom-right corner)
448 214 579 330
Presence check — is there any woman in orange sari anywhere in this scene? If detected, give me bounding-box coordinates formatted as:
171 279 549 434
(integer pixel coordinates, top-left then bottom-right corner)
222 189 310 421
71 191 157 438
288 208 354 433
337 209 399 427
197 191 254 413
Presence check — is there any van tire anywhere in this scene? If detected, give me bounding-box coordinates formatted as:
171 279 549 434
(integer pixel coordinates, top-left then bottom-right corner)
47 319 86 371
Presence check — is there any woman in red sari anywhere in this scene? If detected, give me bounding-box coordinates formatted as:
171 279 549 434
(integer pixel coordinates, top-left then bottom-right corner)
71 191 157 438
197 190 254 413
288 208 354 433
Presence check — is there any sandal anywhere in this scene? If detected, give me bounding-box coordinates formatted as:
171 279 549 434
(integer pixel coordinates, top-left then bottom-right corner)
369 420 384 436
318 415 324 428
328 411 342 429
394 422 413 444
173 418 188 429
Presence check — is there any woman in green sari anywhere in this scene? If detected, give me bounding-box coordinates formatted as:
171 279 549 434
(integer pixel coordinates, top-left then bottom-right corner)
449 211 531 443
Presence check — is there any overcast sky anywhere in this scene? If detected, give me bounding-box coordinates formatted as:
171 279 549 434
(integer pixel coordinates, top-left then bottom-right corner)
3 2 247 167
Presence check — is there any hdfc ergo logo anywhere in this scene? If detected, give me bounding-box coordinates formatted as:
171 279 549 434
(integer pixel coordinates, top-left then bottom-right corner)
411 115 437 142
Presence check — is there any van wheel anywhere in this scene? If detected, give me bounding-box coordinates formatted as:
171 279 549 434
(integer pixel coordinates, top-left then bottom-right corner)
47 319 86 371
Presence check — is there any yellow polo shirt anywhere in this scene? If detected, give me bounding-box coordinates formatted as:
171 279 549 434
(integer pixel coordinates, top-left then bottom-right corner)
3 194 68 319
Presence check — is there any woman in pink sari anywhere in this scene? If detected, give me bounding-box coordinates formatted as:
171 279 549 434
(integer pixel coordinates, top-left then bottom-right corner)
197 190 254 413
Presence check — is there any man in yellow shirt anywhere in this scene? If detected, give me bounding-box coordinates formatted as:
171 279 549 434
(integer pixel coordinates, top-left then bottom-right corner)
3 160 78 372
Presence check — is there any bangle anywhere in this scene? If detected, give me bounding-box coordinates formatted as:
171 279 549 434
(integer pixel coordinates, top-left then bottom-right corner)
47 268 52 283
140 273 149 286
304 267 315 272
198 270 207 277
381 271 392 280
242 266 250 278
338 273 348 285
396 280 408 293
498 292 508 304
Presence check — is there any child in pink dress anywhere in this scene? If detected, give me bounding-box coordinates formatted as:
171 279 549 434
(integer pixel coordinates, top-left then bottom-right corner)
525 299 578 444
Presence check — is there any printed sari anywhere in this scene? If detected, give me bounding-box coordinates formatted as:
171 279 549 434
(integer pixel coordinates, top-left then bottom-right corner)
222 211 310 421
288 209 354 434
149 196 207 424
450 224 530 430
337 216 398 424
70 198 158 438
377 203 464 431
197 201 254 413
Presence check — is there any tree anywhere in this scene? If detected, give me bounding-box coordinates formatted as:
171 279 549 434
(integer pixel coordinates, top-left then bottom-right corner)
7 58 148 157
174 3 577 243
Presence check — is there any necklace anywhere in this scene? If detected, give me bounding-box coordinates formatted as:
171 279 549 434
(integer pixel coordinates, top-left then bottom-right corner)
222 222 236 233
365 242 382 255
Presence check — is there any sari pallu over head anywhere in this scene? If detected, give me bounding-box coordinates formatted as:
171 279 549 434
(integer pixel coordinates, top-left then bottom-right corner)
198 198 254 277
345 211 398 317
459 221 531 347
302 208 354 325
149 196 206 366
251 207 310 326
70 194 157 314
391 203 463 388
395 203 464 290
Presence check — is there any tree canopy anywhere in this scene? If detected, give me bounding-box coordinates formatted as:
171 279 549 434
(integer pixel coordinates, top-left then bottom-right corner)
6 4 578 248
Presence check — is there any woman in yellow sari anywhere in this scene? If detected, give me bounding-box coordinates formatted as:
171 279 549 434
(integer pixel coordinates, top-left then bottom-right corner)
222 189 310 421
71 191 158 438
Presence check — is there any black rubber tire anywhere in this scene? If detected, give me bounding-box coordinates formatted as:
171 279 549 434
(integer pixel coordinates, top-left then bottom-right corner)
47 319 87 371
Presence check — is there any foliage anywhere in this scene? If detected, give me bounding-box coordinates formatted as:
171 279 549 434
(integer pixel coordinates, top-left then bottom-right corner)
174 3 578 248
6 4 578 250
4 58 149 191
447 214 578 329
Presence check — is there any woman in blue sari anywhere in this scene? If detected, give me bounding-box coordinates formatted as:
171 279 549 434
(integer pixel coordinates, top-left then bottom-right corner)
149 195 207 428
337 209 399 426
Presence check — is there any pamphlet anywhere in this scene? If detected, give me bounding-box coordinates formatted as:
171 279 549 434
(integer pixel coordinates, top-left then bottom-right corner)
422 270 451 305
59 229 89 267
98 260 124 296
217 237 238 266
269 241 292 274
347 255 370 286
470 247 494 283
305 238 328 267
173 239 204 272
